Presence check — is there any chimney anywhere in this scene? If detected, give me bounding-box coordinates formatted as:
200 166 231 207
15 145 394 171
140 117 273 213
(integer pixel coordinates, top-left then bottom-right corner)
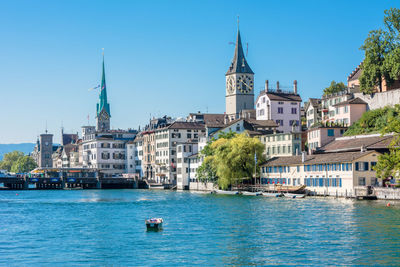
277 81 280 92
294 80 298 94
265 80 269 92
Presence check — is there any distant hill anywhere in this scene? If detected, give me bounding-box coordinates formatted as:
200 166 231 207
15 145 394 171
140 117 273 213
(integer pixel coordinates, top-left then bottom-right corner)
0 143 36 160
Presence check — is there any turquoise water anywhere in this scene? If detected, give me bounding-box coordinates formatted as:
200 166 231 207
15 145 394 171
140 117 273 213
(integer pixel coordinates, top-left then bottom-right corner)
0 190 400 266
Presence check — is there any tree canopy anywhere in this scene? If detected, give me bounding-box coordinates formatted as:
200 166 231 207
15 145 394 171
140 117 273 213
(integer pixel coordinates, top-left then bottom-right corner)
196 132 265 190
372 104 400 179
323 81 346 96
0 151 37 173
344 105 400 136
360 8 400 94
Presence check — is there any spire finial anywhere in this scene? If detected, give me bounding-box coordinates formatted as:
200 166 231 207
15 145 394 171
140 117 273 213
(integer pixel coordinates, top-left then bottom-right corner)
237 15 240 30
102 48 104 57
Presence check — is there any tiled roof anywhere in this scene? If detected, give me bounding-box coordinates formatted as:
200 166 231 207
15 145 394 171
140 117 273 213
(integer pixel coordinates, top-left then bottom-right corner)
262 150 378 166
168 121 206 130
256 91 302 102
332 97 367 107
348 63 363 82
320 134 393 152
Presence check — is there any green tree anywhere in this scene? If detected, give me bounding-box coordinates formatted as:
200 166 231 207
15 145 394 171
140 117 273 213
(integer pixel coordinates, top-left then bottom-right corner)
360 8 400 94
10 156 37 173
196 131 237 183
323 81 346 96
373 104 400 179
209 133 265 189
0 151 25 171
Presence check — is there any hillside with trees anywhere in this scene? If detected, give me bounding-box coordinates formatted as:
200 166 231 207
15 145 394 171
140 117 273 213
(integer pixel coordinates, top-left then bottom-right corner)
344 105 400 136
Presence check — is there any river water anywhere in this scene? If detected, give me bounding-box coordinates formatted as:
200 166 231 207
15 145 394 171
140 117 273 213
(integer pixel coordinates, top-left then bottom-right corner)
0 190 399 266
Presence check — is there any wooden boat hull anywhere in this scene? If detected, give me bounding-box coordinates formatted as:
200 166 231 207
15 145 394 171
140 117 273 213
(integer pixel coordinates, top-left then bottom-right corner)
215 190 240 195
276 185 306 194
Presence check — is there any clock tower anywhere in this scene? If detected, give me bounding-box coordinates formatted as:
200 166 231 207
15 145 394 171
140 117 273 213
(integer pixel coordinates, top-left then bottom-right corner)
96 55 111 132
225 28 254 121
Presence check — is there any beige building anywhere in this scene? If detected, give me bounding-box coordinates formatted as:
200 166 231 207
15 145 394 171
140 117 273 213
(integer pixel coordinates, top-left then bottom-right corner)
142 130 156 180
307 126 347 152
261 150 381 196
331 98 367 126
259 132 302 159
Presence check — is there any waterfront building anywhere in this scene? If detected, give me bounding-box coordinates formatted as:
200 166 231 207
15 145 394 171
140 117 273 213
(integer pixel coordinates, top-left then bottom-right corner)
255 80 302 133
304 98 321 128
261 150 381 196
142 130 156 180
155 121 206 184
225 28 255 122
259 131 302 159
176 142 198 190
307 126 347 153
126 133 144 177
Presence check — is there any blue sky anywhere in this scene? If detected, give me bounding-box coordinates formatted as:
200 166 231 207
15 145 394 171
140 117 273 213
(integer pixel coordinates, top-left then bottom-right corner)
0 0 397 143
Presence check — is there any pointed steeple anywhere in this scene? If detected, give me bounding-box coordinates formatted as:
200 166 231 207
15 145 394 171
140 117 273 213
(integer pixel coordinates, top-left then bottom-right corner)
226 29 254 75
96 53 111 117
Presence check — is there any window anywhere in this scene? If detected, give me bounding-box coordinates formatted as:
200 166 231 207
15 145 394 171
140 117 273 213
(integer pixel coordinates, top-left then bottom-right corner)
291 108 297 114
327 129 334 137
359 177 366 186
344 106 349 113
371 162 377 171
236 125 240 131
276 120 283 126
278 107 283 114
278 101 284 105
187 134 192 138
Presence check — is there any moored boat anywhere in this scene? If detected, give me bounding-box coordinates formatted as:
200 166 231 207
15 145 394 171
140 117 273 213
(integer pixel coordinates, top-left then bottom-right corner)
215 190 240 195
262 192 283 197
241 191 263 196
145 218 163 231
283 193 305 199
275 185 306 194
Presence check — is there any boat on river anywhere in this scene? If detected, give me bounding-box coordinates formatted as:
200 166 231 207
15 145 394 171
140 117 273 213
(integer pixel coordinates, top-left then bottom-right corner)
241 191 263 196
214 190 240 195
145 218 163 231
262 192 283 197
275 185 306 194
283 193 305 199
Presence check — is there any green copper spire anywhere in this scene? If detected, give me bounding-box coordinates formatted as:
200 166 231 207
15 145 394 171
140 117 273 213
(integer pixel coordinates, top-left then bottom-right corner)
96 54 111 117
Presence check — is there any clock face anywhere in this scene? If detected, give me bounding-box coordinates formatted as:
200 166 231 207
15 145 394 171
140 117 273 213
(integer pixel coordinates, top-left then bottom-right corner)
100 111 109 120
237 75 253 94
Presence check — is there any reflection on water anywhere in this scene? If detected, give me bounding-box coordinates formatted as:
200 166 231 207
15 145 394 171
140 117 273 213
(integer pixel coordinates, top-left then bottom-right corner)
0 190 399 266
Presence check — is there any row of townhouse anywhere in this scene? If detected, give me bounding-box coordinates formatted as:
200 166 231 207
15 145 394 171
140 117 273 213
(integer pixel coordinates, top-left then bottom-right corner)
261 150 381 197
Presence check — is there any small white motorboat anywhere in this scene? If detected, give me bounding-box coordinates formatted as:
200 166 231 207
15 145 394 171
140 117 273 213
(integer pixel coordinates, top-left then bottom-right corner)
241 191 263 196
145 218 163 231
262 192 283 198
283 193 305 199
215 190 240 195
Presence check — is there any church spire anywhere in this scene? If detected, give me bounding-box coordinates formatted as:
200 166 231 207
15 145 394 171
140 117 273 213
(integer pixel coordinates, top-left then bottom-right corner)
96 52 111 117
226 27 254 75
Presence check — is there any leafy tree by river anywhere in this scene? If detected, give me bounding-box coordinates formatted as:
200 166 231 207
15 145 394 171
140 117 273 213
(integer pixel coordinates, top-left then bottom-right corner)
196 132 265 190
0 151 37 173
360 8 400 94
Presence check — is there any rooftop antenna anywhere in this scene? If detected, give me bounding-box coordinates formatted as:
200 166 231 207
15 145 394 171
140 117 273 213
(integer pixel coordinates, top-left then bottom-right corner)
45 121 48 134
